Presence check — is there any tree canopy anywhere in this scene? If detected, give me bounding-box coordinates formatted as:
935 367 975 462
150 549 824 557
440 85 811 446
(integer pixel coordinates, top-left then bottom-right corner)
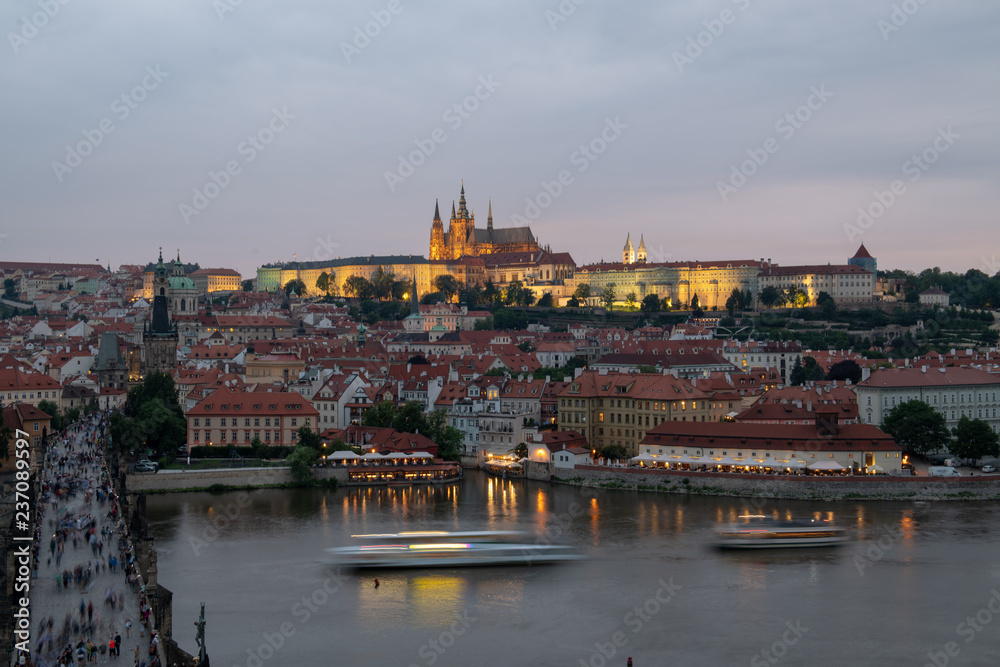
949 416 1000 461
881 400 950 455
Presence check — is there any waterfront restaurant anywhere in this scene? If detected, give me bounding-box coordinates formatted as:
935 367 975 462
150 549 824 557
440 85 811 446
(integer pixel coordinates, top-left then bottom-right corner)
636 412 902 475
326 451 461 484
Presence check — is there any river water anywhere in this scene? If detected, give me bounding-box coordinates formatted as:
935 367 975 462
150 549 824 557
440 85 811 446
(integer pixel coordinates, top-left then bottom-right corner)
146 472 1000 667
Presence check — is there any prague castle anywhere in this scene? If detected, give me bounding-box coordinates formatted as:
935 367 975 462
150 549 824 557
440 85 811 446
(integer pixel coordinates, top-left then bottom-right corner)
429 184 540 260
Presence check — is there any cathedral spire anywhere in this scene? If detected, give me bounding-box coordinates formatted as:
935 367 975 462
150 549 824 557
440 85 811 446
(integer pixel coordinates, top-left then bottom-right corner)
433 199 441 222
451 201 456 219
487 199 493 231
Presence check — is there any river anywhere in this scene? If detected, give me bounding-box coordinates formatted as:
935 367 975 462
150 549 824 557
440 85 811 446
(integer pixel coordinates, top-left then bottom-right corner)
146 471 1000 667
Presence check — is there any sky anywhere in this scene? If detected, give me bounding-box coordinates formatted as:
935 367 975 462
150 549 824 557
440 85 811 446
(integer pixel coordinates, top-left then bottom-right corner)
2 1 998 279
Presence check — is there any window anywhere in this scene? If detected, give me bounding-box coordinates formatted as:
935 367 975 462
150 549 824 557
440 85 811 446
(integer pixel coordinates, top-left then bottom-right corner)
205 418 211 427
291 418 297 427
265 418 271 427
194 418 200 427
194 432 199 441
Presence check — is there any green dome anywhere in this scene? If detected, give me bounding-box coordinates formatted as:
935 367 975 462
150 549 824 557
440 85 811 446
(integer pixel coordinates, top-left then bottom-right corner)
169 275 197 290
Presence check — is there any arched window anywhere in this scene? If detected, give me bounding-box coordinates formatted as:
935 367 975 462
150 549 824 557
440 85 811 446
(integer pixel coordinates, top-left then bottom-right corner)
180 298 186 311
160 288 165 296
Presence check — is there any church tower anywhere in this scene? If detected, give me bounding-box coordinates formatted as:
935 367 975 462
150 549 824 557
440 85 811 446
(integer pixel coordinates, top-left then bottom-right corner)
637 235 647 264
429 200 446 260
623 234 635 264
448 183 475 259
143 249 178 377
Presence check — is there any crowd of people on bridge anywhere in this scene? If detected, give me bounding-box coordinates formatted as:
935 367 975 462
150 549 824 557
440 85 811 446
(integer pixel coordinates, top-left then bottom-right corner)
17 415 165 667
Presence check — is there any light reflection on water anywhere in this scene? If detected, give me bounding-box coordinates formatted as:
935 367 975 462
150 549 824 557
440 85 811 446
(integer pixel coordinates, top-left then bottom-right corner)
146 472 1000 667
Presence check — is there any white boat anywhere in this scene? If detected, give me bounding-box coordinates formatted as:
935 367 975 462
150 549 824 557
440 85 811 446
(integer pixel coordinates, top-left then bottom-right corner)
713 516 848 549
326 530 583 569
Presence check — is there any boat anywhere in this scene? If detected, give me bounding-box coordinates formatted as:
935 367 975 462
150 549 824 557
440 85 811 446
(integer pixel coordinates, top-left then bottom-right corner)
713 515 849 549
326 530 583 569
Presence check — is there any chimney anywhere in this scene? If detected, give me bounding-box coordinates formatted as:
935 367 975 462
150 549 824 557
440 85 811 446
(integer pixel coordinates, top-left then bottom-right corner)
815 411 839 437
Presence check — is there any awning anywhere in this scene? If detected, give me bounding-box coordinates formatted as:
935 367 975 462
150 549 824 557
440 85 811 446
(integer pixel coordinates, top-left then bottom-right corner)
409 452 434 459
710 456 746 467
383 452 409 459
775 460 807 469
328 451 359 460
630 454 660 463
807 460 845 471
867 464 885 472
361 452 385 460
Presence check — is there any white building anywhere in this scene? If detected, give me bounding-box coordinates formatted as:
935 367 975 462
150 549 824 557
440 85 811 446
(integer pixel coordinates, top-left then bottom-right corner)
856 366 1000 433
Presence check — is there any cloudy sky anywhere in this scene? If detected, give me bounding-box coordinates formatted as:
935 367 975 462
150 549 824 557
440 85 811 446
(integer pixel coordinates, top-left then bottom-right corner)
3 0 998 278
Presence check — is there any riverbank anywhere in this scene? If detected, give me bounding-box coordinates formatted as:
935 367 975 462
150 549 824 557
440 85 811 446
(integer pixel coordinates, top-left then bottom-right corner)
527 462 1000 501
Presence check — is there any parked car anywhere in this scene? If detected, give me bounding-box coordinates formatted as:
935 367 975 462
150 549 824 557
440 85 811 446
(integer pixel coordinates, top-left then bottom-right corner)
982 465 997 473
928 466 961 477
136 459 159 472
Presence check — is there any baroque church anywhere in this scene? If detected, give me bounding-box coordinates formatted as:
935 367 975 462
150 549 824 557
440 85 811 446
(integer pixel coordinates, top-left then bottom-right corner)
429 184 540 260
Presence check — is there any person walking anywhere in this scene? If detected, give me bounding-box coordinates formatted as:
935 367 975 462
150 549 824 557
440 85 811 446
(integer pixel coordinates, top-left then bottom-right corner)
125 618 132 638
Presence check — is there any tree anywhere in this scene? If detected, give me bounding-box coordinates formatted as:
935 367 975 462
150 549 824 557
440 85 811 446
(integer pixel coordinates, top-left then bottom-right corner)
573 284 591 302
882 400 950 455
391 402 425 434
725 290 740 316
789 356 825 386
38 399 65 432
483 280 500 307
423 410 462 461
3 278 17 299
504 280 534 307
625 292 637 310
537 293 554 308
316 272 331 296
343 275 374 300
640 294 661 315
601 285 616 311
949 416 1000 462
372 266 395 301
283 279 307 297
514 443 528 459
826 360 862 384
286 445 318 483
759 286 781 309
434 274 462 303
241 279 253 292
690 294 700 311
362 401 398 428
250 435 269 460
598 444 628 460
296 425 322 450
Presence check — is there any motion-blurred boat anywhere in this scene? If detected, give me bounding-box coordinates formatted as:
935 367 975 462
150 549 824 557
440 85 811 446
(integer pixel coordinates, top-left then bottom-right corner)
327 530 582 568
713 516 848 549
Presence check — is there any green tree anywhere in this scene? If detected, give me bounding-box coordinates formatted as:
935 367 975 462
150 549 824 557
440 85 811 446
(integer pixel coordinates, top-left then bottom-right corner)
689 294 700 311
759 286 780 308
343 275 374 300
391 402 425 434
826 359 862 384
250 435 269 460
789 356 825 386
882 400 950 455
296 425 322 450
504 280 534 307
3 278 17 299
283 278 307 296
514 442 528 459
473 316 495 330
573 284 591 302
725 289 740 316
286 444 318 483
537 293 554 308
362 401 398 428
372 266 395 301
640 294 661 315
483 280 500 307
423 410 463 461
241 279 253 292
38 399 65 432
434 274 462 303
601 285 616 310
949 416 1000 461
625 292 637 310
316 272 331 296
598 444 628 460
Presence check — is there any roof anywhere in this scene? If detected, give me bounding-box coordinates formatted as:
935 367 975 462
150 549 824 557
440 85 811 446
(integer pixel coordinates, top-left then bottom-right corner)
469 227 536 245
852 244 873 259
760 264 870 277
857 366 1000 389
640 420 899 452
187 385 319 416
